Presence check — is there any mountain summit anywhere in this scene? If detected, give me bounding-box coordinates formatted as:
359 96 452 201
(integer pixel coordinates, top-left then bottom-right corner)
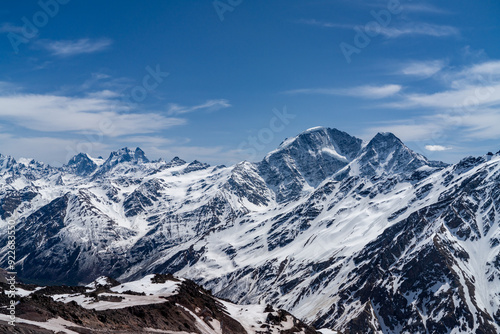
346 132 446 179
65 153 98 176
93 147 150 176
258 127 362 202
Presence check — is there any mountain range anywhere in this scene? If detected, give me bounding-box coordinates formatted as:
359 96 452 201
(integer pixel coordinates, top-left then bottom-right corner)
1 126 499 333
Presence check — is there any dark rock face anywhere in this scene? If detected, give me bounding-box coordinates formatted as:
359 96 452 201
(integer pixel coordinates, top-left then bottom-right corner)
0 188 38 219
259 127 363 202
183 160 210 174
356 132 428 177
64 153 98 176
93 147 149 177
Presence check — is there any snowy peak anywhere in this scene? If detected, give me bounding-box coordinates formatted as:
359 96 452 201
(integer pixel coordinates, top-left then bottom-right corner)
367 131 403 149
64 153 98 176
94 147 150 176
183 160 210 173
271 126 362 161
170 156 186 166
363 132 412 161
351 132 443 178
259 127 363 202
133 147 149 162
0 153 16 170
105 147 149 164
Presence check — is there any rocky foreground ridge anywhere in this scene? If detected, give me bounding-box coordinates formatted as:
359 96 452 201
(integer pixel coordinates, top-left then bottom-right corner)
0 273 324 334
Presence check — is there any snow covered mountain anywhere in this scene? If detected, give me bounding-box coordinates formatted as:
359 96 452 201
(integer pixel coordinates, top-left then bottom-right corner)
1 127 500 333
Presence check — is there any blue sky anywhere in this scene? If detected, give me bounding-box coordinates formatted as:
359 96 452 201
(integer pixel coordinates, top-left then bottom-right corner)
0 0 499 166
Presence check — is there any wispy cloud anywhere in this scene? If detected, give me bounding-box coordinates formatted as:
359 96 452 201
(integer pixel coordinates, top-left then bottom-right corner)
0 133 110 166
167 99 231 115
376 23 458 38
0 91 185 136
368 60 500 142
300 19 458 38
0 81 22 94
365 120 443 142
447 60 500 89
368 108 500 144
39 38 113 57
298 19 352 29
468 61 500 75
383 60 500 110
284 84 402 99
401 4 451 15
0 22 24 33
398 85 500 109
425 145 452 151
399 60 446 77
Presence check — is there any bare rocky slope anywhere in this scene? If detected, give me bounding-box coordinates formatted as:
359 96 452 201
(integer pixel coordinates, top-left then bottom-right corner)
0 273 320 334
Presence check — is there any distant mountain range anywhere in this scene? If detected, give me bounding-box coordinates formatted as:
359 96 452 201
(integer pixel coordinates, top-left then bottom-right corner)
1 126 499 333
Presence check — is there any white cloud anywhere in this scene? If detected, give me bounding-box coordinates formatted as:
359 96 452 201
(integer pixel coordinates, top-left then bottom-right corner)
362 59 500 145
367 106 500 145
0 79 235 164
425 145 452 151
447 60 500 90
39 38 112 57
354 84 403 98
285 84 402 99
382 60 500 111
443 109 500 140
468 61 500 75
300 19 458 38
365 121 443 142
401 4 451 14
390 84 500 109
378 23 459 38
0 92 185 136
400 60 445 77
167 99 231 115
121 136 177 146
368 60 500 144
0 133 111 167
